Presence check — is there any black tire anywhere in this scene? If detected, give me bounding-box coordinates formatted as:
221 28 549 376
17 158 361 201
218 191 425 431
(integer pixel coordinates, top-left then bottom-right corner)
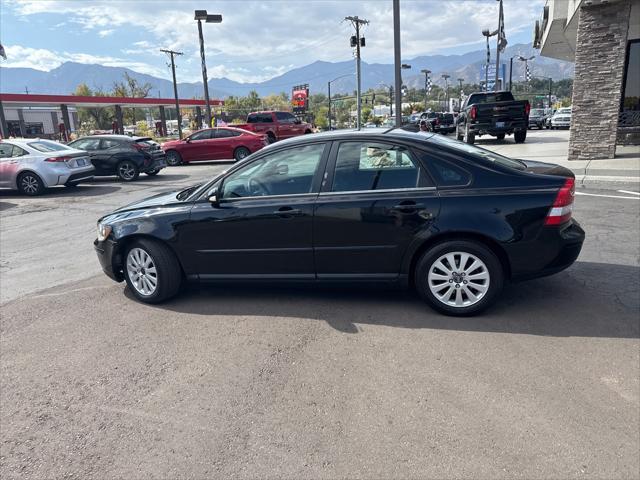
514 130 527 143
463 124 475 145
145 169 160 176
456 124 464 141
165 150 182 166
64 183 78 188
496 133 506 141
123 238 182 304
116 160 140 182
266 132 276 144
415 240 504 316
17 171 45 196
233 146 251 162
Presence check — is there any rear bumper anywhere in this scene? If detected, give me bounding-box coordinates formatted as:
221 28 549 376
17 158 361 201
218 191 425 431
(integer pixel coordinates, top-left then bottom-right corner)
94 238 124 282
64 170 95 185
141 155 167 173
469 119 527 136
508 219 585 282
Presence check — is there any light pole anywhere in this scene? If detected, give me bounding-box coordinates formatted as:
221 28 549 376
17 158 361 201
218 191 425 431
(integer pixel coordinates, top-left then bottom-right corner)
457 78 464 111
518 55 535 92
421 69 431 112
328 73 354 130
401 63 411 106
442 74 450 112
195 10 222 128
482 28 498 92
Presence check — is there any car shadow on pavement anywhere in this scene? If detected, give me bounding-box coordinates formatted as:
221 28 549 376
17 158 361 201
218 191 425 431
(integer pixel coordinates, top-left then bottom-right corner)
148 261 639 339
0 185 121 199
473 134 569 145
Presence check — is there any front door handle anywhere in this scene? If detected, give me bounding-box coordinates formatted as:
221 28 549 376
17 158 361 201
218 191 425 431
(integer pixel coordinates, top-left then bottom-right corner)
273 206 303 217
391 202 426 212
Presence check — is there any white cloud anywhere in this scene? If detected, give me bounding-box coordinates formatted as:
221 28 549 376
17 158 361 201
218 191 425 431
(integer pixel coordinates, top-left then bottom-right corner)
4 0 544 83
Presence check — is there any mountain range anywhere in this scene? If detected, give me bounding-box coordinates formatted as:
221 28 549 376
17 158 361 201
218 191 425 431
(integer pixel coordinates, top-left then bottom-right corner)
0 43 573 99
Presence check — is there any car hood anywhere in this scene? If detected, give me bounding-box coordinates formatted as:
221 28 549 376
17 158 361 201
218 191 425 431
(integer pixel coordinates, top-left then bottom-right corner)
520 159 574 179
112 189 185 214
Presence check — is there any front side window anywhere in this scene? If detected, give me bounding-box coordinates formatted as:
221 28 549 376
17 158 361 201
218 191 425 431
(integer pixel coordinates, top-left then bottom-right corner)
275 112 295 123
222 143 325 199
332 142 430 192
70 138 101 151
189 130 212 141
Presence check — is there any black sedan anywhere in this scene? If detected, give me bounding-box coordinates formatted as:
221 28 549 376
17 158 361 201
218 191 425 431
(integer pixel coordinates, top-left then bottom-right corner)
68 135 166 181
94 129 584 315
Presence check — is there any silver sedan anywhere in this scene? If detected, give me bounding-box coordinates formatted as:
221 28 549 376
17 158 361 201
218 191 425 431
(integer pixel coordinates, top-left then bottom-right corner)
0 139 95 195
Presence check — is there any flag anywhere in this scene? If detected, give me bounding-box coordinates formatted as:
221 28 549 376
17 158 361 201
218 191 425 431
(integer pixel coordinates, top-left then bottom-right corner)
525 65 531 81
0 44 6 60
497 0 508 53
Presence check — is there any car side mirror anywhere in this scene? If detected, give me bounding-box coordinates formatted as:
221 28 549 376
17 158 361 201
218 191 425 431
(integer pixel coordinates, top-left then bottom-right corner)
185 137 191 143
275 164 289 175
294 118 302 124
208 187 219 207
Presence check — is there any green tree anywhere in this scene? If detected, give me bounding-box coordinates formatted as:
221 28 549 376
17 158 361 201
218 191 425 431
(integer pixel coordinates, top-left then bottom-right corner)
73 83 112 131
112 72 153 125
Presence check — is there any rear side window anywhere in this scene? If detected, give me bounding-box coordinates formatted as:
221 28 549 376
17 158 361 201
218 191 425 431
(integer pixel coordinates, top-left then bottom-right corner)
101 139 121 149
332 142 432 192
420 153 471 187
214 129 241 138
0 144 15 158
248 113 273 123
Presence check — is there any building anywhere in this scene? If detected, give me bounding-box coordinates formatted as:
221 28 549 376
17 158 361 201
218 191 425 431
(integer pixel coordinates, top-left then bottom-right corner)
534 0 639 160
3 106 79 138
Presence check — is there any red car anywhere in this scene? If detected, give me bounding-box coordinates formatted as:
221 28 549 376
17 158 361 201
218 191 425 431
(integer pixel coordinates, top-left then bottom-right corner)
161 127 267 165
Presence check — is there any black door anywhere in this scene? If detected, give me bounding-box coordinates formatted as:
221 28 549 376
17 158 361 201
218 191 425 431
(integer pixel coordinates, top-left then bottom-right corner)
313 140 440 280
182 142 329 279
70 137 106 173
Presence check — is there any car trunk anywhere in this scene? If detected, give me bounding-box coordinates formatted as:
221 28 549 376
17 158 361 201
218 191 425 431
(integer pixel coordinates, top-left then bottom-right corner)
476 101 528 122
520 159 574 179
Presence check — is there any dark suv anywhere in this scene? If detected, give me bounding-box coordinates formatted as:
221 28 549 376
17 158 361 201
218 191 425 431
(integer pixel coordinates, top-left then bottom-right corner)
94 129 584 316
68 135 166 181
420 112 456 135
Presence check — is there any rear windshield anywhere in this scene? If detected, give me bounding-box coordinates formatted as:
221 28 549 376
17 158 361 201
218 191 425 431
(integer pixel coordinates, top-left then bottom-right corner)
440 113 454 122
425 134 526 171
531 109 545 115
27 140 71 152
247 113 273 123
467 92 515 104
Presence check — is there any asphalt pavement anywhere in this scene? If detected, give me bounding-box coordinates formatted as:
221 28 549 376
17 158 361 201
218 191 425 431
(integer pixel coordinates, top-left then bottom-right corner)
1 130 639 479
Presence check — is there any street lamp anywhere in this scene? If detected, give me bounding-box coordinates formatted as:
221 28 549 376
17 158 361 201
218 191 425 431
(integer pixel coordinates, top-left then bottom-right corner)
328 73 354 130
517 55 535 92
482 28 498 92
421 69 431 111
442 74 450 112
195 10 222 128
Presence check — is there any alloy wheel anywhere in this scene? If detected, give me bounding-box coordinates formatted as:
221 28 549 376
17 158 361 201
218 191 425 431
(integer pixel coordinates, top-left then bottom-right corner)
427 252 490 308
118 162 136 181
20 175 40 195
126 247 158 296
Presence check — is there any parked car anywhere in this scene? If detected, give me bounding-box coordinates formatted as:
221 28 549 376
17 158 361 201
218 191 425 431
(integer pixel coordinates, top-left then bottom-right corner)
420 112 456 135
528 108 547 129
67 135 166 182
233 111 313 143
0 138 94 195
94 129 584 316
551 107 572 129
456 91 530 144
161 127 268 166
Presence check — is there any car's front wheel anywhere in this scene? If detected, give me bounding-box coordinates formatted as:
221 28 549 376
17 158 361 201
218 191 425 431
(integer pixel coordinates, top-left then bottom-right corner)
415 240 504 316
165 150 182 166
234 146 250 161
123 239 182 303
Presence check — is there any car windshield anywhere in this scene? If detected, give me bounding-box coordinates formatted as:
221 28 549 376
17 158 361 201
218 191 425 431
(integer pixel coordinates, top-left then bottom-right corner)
557 108 572 114
27 140 71 152
424 134 527 171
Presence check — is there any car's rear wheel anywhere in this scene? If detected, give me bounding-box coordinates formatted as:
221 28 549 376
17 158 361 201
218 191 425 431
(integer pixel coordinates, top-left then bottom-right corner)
17 171 45 196
146 169 160 176
123 239 182 303
514 130 527 143
165 150 182 166
233 146 250 161
463 124 475 145
117 160 139 181
415 240 504 316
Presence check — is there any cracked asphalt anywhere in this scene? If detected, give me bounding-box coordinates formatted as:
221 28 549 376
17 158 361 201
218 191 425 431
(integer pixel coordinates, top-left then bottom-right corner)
1 133 639 479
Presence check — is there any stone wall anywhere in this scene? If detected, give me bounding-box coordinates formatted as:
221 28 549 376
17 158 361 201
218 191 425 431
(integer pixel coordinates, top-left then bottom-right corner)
568 0 631 160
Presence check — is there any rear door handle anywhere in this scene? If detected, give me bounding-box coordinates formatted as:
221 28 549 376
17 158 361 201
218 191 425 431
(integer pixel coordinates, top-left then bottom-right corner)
273 206 303 217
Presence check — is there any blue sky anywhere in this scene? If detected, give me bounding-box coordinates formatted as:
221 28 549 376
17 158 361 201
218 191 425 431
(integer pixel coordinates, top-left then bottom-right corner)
1 0 544 83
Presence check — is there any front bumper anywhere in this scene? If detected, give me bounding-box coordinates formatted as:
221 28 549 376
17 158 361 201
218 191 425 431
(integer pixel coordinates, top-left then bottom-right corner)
94 238 124 282
508 219 585 282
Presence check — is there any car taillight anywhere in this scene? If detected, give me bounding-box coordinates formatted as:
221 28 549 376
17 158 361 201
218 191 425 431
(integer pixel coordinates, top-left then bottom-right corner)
45 156 72 162
132 143 144 150
470 105 477 120
435 117 440 125
545 178 575 226
525 102 531 116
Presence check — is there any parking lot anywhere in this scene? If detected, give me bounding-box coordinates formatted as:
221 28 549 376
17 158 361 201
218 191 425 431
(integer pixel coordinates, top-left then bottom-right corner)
1 130 639 478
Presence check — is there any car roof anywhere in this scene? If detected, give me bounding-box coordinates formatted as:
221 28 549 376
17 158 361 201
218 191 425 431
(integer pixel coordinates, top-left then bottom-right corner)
74 134 137 141
1 138 55 144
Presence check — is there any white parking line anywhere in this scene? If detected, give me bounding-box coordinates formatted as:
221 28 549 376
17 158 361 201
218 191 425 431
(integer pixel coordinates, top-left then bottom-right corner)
617 190 640 196
575 192 640 200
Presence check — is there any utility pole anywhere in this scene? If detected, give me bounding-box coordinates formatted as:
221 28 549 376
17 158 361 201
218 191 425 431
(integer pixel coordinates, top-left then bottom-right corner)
548 77 552 109
421 69 431 112
161 49 184 139
345 15 369 130
495 0 507 91
195 10 222 128
392 0 402 127
458 78 464 111
24 86 29 94
442 74 450 112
